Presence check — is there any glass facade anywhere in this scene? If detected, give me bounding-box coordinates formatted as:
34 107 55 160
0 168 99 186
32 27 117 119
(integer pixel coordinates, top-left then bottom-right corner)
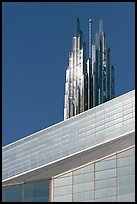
2 90 135 182
53 147 135 202
3 147 135 202
2 179 50 202
2 90 135 202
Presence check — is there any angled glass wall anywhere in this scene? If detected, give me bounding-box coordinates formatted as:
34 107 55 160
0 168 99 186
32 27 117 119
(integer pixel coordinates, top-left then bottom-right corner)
53 146 135 202
2 90 135 182
2 147 135 202
2 179 50 202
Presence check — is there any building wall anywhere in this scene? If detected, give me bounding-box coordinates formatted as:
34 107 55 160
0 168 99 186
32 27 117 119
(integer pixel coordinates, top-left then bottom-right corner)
2 179 50 202
2 90 135 182
2 90 135 202
53 146 135 202
2 146 135 202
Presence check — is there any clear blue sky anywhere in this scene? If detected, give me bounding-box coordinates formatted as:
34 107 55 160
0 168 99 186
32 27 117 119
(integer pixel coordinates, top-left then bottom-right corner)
2 2 135 146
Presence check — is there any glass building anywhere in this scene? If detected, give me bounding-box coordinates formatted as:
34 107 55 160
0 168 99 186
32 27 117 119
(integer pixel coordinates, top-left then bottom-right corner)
2 90 135 202
64 19 115 120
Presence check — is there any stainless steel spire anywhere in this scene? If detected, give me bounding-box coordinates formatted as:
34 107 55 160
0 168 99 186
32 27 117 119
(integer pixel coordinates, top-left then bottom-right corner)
88 19 92 59
64 18 115 120
76 18 80 36
64 19 86 120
